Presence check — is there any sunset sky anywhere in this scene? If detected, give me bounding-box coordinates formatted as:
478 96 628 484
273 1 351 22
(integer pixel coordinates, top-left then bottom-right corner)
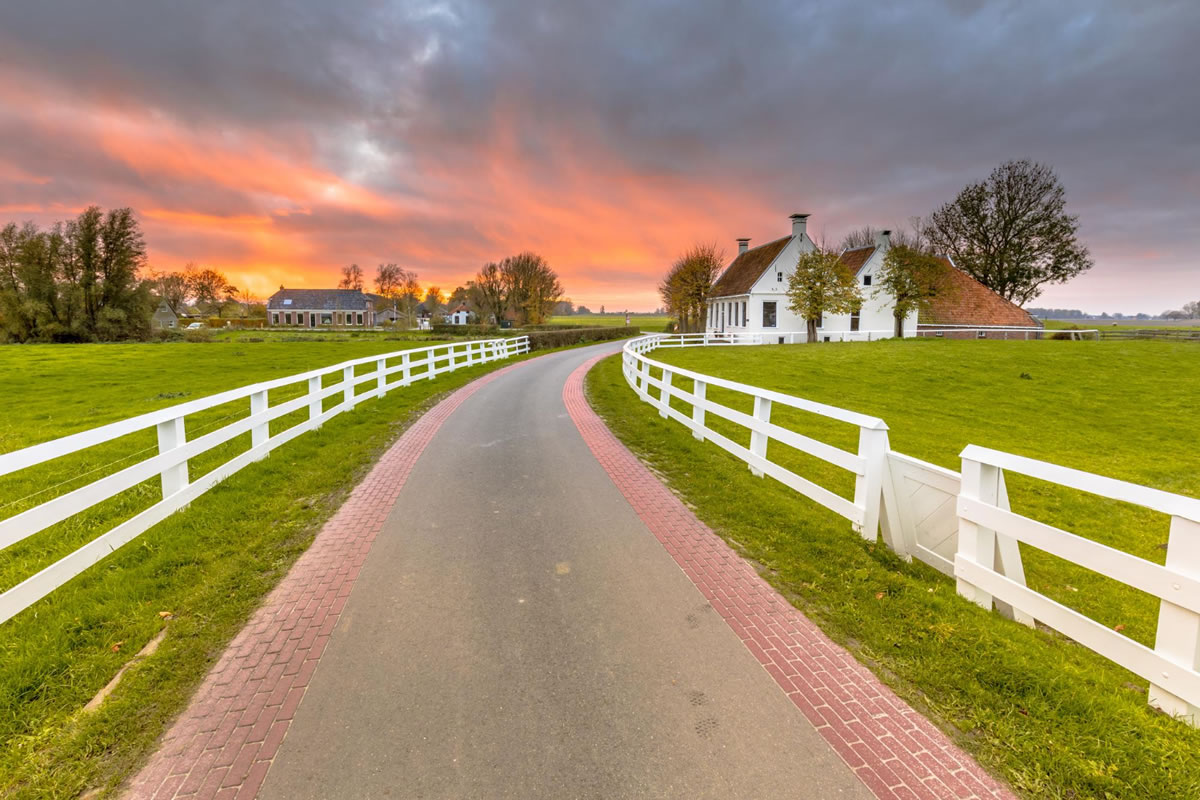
0 1 1195 314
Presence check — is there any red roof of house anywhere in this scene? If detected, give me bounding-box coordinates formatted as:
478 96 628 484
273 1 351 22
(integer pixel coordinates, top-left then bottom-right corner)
920 258 1040 328
836 246 876 275
710 236 791 297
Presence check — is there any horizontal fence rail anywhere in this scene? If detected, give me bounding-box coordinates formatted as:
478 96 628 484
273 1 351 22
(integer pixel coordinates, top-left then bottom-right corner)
0 336 529 623
622 333 1200 725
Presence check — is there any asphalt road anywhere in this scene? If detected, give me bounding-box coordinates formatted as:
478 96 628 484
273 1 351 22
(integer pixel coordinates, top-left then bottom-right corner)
260 342 870 800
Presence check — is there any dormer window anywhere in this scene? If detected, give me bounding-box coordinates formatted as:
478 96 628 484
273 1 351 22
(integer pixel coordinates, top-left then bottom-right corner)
283 298 293 305
863 274 872 286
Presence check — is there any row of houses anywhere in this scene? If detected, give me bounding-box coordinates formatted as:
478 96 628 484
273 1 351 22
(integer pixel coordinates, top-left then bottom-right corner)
264 288 472 328
706 213 1039 340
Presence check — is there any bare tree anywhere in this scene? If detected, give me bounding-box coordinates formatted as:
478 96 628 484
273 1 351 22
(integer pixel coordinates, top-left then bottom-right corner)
659 244 723 333
924 159 1092 305
470 262 506 324
424 285 444 317
148 268 190 314
785 248 862 343
338 263 364 290
838 226 881 251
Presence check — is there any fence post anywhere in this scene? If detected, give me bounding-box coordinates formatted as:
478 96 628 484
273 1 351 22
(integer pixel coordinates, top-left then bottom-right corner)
1149 515 1200 724
376 358 387 397
427 349 438 380
402 352 411 385
659 369 673 418
692 380 707 441
956 456 999 611
308 376 322 424
250 390 269 451
748 395 771 477
853 425 890 543
343 365 355 406
155 416 189 498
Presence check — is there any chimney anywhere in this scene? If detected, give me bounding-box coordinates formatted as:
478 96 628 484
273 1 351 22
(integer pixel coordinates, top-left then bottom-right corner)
790 213 810 239
875 229 891 249
736 238 750 255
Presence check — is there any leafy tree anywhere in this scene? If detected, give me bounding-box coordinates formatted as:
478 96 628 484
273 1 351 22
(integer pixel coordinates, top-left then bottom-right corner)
785 248 862 344
498 252 562 325
874 245 953 337
0 206 151 342
338 263 364 290
447 285 470 307
924 159 1092 305
658 244 722 333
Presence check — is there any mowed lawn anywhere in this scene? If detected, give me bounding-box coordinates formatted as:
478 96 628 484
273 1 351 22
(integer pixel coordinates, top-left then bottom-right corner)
548 313 670 331
0 339 521 799
587 339 1200 800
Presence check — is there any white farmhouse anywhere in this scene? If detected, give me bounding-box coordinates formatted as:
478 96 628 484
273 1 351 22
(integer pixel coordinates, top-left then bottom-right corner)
445 304 471 325
706 213 1040 341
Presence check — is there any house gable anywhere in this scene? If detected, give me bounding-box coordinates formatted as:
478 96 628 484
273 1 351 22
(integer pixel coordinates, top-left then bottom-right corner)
710 236 792 298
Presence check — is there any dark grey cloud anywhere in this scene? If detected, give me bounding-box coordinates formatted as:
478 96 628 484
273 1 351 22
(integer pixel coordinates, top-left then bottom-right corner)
0 0 1196 311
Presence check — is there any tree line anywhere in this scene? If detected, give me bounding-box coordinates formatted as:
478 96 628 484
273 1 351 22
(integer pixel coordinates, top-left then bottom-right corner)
343 252 565 327
660 159 1095 339
1 206 151 342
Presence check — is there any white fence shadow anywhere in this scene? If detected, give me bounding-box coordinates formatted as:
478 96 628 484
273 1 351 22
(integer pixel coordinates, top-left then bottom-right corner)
622 333 1200 725
0 336 529 623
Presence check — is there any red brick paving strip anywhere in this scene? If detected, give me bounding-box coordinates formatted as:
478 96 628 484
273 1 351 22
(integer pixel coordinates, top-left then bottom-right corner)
125 359 530 800
564 354 1017 800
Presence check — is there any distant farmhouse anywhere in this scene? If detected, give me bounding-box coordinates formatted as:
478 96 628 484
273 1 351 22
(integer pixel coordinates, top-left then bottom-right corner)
266 288 383 328
151 300 178 330
707 214 1040 341
445 303 471 325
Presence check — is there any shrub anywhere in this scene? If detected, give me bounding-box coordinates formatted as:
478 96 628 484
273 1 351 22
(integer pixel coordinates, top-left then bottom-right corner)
524 326 640 351
154 328 185 342
184 329 213 343
431 323 498 336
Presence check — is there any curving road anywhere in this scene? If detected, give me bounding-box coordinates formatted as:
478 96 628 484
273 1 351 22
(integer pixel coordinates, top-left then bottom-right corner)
259 342 869 799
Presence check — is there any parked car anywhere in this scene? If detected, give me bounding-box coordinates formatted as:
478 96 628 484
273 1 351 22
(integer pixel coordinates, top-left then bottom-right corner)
185 322 205 330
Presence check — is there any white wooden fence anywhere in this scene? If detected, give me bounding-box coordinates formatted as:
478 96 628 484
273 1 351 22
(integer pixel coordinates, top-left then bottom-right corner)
0 336 529 624
623 333 1200 725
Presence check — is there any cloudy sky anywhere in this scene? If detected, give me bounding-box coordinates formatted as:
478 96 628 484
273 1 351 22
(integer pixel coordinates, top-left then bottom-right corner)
0 0 1195 313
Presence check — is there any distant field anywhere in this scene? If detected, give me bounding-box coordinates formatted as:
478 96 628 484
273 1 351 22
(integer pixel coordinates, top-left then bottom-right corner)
588 339 1200 799
548 314 670 332
1043 318 1200 331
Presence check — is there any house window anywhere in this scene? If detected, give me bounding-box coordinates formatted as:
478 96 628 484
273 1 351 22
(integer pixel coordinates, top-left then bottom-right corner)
935 331 944 338
284 312 292 325
777 272 783 282
321 313 332 325
309 313 316 327
763 301 777 328
977 330 988 339
850 311 860 332
283 298 292 306
272 312 279 325
357 312 364 325
863 274 872 286
742 301 747 327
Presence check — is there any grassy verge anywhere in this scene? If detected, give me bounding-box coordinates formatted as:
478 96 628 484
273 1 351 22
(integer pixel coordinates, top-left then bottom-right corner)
585 339 1200 799
0 341 541 799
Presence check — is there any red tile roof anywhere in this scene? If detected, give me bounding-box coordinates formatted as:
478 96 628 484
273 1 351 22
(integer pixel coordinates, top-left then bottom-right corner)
710 236 791 297
920 258 1040 328
836 246 876 275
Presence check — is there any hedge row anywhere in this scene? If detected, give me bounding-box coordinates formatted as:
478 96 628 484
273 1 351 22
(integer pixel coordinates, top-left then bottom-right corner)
430 323 498 336
525 326 640 351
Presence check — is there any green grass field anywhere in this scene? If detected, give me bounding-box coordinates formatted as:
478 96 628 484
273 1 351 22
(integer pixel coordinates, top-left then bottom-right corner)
0 338 534 798
586 339 1200 799
548 313 671 332
1042 319 1200 331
